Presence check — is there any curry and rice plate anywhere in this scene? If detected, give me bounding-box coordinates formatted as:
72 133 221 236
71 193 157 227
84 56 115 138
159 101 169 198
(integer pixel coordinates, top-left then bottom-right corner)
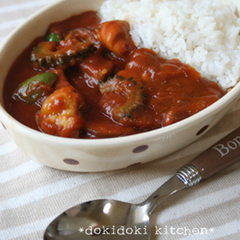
3 0 239 139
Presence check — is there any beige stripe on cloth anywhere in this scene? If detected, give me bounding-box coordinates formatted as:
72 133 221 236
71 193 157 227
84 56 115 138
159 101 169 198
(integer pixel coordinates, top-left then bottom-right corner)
0 1 240 240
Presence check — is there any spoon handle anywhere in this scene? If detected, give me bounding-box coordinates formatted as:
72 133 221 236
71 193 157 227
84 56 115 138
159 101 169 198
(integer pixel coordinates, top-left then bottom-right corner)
176 127 240 187
142 127 240 214
188 126 240 181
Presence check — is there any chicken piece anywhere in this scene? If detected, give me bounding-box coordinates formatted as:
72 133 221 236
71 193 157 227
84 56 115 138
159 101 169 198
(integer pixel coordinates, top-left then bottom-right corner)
51 68 87 110
98 20 136 58
80 53 114 82
126 48 164 82
37 86 84 138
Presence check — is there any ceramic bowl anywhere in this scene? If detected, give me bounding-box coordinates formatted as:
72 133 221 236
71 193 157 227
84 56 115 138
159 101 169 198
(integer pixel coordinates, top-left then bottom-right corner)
0 0 240 172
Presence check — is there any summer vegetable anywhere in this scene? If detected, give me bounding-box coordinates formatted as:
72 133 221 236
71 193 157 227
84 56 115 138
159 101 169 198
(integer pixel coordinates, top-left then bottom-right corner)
45 33 60 43
13 72 57 104
31 33 96 71
99 72 145 121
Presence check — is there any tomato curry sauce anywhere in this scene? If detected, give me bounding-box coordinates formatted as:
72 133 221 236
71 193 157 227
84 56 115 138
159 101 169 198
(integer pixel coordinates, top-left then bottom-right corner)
3 11 226 138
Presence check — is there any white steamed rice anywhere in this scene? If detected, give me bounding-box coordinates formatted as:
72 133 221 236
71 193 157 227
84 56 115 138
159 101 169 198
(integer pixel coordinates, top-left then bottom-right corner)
99 0 240 89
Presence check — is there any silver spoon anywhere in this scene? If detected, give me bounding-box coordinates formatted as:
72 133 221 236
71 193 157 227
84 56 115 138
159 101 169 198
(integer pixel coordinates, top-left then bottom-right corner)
44 127 240 240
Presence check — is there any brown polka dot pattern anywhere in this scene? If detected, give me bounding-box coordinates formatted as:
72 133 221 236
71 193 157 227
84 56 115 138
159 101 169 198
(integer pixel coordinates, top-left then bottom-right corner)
133 145 149 153
63 158 79 165
196 125 209 136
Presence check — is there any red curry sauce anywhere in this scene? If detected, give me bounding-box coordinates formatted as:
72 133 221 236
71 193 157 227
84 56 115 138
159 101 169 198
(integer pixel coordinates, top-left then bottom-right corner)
3 11 226 138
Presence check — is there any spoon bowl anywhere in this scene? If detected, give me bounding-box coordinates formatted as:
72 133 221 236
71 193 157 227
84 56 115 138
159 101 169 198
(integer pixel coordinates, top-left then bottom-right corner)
44 199 151 240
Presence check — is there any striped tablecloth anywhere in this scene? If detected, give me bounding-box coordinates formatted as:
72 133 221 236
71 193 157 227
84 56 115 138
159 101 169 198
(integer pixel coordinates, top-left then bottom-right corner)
0 1 240 239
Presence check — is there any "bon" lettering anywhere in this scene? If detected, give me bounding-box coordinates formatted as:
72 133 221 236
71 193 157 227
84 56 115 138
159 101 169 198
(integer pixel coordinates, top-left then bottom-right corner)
212 136 240 157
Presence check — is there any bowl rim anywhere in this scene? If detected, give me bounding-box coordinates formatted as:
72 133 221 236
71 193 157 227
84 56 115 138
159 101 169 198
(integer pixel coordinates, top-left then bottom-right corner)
0 0 240 148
